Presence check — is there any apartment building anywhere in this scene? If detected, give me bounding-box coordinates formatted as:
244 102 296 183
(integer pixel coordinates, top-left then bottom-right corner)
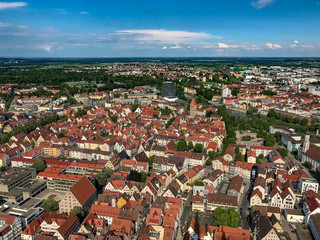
59 177 97 214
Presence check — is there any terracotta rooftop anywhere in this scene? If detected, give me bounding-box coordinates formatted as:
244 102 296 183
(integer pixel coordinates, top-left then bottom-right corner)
70 176 96 205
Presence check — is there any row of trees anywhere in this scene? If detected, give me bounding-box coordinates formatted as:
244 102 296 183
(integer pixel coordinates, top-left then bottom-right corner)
41 198 84 219
1 114 67 144
127 170 150 183
217 105 314 156
176 139 204 153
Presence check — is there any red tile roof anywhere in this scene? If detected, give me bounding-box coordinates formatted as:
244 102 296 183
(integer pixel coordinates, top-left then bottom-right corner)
70 177 96 205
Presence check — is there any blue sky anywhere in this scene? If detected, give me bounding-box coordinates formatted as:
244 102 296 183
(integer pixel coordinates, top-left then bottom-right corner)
0 0 320 57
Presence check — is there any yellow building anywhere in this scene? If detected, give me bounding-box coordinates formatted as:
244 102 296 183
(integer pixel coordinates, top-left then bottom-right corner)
234 74 243 78
192 195 204 212
49 145 61 157
117 193 129 208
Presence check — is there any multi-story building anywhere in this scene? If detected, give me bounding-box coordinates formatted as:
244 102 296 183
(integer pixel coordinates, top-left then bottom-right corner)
309 213 320 240
37 171 95 192
299 177 319 194
0 168 36 193
0 197 45 228
59 177 97 214
0 213 22 239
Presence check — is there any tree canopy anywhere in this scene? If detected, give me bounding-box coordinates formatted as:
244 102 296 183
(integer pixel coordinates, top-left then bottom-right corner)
303 161 313 169
41 198 59 213
95 168 114 187
32 158 46 172
71 206 84 220
213 207 239 228
278 148 289 158
194 143 204 153
176 139 187 151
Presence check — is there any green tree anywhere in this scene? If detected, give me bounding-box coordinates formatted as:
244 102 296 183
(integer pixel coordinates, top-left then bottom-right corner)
57 132 65 138
141 172 150 182
188 141 194 150
68 97 77 105
278 148 289 158
303 161 313 169
194 180 204 186
235 147 240 154
110 115 118 123
194 143 203 153
274 132 281 143
75 108 87 117
71 206 84 219
208 151 216 160
41 198 59 213
231 88 240 96
264 135 276 147
148 155 155 167
205 159 212 166
235 152 244 162
213 207 239 228
301 118 308 126
262 90 276 96
267 109 276 118
132 104 138 112
241 136 252 141
95 168 114 187
127 170 142 182
31 158 46 172
124 93 128 99
176 139 187 151
5 97 13 110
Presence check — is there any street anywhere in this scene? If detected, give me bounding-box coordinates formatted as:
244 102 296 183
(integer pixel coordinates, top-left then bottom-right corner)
280 215 298 240
239 181 250 230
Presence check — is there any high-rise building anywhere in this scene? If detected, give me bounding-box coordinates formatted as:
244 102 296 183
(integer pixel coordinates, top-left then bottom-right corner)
222 86 232 98
161 82 176 97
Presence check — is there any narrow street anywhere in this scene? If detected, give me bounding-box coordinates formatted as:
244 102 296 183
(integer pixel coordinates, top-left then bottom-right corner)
280 215 298 240
239 181 250 230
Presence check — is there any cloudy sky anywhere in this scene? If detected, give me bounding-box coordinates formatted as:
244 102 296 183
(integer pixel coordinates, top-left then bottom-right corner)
0 0 320 57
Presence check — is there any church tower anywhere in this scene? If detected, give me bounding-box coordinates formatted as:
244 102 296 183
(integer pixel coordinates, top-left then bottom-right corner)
190 99 197 118
303 135 310 153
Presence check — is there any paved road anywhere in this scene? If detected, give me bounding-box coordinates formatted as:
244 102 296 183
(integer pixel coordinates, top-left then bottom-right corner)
239 182 250 230
296 223 313 240
204 165 213 178
180 192 193 225
280 215 298 240
176 221 183 240
285 151 312 177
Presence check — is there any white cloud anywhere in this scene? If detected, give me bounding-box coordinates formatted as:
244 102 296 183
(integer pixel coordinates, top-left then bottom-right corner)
218 43 238 49
37 44 53 52
0 22 10 27
251 0 274 9
80 11 89 15
245 44 262 50
266 42 282 49
18 25 28 29
55 8 70 15
162 46 168 50
0 1 27 10
170 44 182 49
290 41 300 48
116 29 214 44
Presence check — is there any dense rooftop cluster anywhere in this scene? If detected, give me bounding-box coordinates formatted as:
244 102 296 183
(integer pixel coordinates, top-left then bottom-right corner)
0 60 319 239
